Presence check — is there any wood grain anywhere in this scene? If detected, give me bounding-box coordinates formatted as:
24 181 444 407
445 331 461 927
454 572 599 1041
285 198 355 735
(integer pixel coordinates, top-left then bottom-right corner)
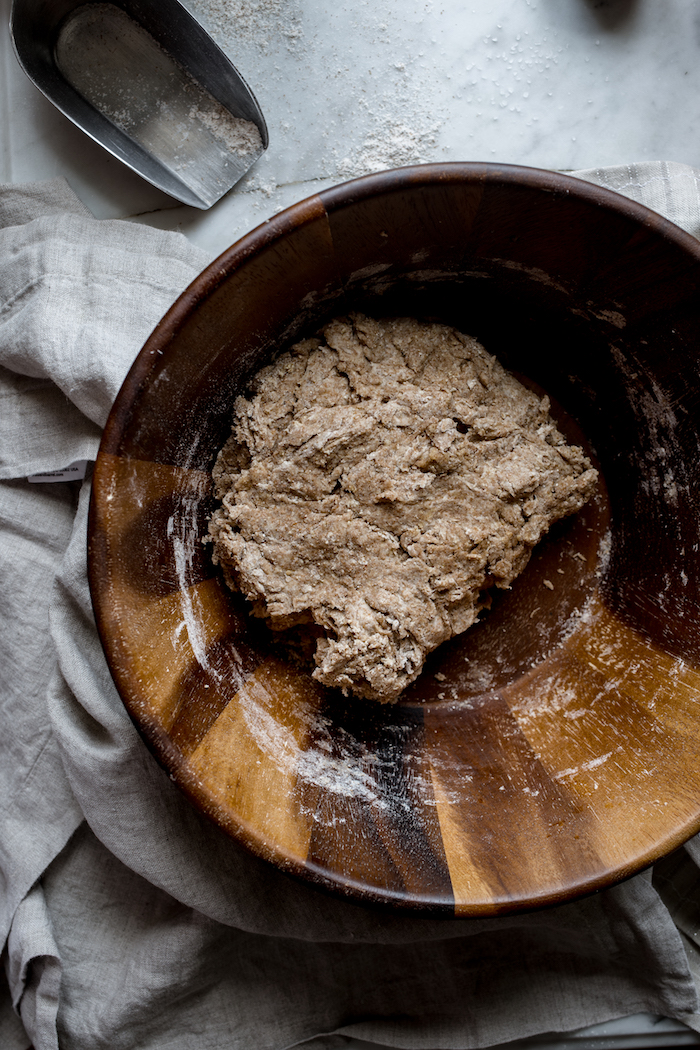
88 163 700 913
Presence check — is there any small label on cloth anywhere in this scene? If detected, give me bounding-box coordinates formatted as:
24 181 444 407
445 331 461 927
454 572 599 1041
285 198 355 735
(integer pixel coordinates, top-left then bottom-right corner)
27 460 88 483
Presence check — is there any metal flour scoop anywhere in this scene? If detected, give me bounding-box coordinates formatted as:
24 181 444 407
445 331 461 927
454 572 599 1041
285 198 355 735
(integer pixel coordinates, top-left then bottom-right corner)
10 0 269 209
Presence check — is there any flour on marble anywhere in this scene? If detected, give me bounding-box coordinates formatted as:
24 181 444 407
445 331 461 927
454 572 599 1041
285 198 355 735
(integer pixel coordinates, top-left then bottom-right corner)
191 0 303 52
189 0 443 180
334 118 440 180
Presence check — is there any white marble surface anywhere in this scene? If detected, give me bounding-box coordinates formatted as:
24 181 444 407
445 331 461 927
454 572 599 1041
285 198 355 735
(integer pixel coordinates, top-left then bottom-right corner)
3 1 700 1046
4 0 700 261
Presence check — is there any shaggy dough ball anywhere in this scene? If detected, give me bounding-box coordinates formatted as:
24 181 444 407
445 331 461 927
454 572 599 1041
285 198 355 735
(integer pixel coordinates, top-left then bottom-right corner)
209 314 598 702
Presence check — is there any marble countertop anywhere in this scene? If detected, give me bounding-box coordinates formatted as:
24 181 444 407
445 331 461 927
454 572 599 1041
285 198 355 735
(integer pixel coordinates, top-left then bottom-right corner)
4 0 700 262
3 1 700 1046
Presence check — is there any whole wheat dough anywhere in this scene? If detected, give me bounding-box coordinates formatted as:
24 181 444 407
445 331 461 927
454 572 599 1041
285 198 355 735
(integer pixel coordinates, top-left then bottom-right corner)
209 314 598 702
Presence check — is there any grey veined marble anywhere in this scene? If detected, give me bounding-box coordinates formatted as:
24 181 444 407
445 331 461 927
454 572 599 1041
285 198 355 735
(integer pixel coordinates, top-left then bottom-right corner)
4 0 700 232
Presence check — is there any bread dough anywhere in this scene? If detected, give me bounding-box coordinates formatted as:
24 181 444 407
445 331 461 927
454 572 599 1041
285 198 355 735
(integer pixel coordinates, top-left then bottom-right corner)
209 314 598 702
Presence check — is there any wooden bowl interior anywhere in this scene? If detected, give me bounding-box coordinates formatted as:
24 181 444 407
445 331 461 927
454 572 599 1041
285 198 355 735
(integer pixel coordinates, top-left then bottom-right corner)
90 165 700 913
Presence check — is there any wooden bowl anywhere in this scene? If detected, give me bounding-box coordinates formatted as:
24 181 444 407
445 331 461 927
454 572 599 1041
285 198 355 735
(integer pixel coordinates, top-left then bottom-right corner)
88 162 700 915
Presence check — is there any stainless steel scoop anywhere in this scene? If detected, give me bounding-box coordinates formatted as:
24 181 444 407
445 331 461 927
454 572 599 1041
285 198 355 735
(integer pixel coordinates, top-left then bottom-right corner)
10 0 269 209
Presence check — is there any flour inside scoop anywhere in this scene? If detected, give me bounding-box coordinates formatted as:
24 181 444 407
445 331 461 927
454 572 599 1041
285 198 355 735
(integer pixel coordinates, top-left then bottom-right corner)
208 314 598 702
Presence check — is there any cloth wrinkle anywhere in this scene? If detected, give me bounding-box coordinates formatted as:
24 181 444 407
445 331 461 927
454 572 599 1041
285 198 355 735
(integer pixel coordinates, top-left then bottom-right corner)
3 172 700 1049
0 277 42 320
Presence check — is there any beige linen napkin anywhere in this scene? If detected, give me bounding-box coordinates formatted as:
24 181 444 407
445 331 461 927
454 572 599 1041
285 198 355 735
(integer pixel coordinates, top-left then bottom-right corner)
2 167 700 1050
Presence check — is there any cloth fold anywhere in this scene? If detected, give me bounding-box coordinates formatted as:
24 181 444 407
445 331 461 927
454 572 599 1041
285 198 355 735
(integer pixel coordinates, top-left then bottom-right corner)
6 886 61 1050
0 182 207 479
37 822 697 1050
0 478 82 949
570 161 700 241
4 168 700 1049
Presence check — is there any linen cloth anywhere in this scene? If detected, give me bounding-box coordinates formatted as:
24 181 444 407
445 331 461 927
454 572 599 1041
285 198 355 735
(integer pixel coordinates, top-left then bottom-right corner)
3 163 700 1049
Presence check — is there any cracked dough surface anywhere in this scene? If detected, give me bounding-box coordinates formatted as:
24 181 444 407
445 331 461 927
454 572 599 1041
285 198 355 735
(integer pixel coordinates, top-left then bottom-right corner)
209 314 598 702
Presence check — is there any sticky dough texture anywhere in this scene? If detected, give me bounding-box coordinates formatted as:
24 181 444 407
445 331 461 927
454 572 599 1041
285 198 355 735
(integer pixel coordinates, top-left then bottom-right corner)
209 314 598 702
